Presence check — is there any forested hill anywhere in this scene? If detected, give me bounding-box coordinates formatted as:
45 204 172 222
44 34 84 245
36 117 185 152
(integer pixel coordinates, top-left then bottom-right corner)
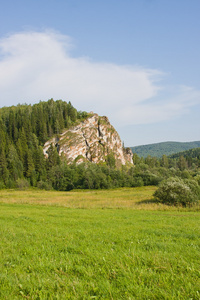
0 99 89 188
131 141 200 158
0 99 199 191
169 147 200 160
0 98 88 145
0 99 133 190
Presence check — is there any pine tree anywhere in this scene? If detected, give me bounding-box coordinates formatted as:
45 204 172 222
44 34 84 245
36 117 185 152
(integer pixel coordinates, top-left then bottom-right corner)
25 149 35 179
47 144 61 169
0 149 9 185
33 146 47 181
7 144 23 181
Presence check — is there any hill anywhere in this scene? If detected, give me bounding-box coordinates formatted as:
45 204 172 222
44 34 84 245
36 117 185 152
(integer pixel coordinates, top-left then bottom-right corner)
0 99 133 190
131 141 200 158
169 147 200 159
0 99 199 191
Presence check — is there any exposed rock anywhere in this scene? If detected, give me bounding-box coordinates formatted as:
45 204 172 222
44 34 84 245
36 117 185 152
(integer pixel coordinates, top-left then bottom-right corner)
43 113 133 166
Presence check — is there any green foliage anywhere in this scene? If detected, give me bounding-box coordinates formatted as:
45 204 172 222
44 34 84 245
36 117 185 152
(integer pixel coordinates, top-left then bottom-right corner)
0 99 200 191
0 181 5 189
37 180 52 190
7 144 23 180
106 152 116 168
154 177 200 206
0 149 9 185
169 147 200 169
46 144 61 169
131 141 200 158
194 174 200 185
0 99 89 189
169 146 200 159
15 178 30 190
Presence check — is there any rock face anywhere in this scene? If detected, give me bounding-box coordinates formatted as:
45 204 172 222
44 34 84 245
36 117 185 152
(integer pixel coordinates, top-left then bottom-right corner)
43 113 133 166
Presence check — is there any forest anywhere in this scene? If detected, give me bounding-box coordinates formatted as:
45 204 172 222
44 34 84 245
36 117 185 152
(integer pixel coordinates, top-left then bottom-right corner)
131 140 200 158
0 99 200 191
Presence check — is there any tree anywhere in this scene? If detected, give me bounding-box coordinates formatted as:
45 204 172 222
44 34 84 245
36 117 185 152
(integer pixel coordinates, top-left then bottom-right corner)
154 177 200 206
161 155 169 168
178 155 187 171
0 149 9 185
132 153 141 165
49 163 74 191
33 146 47 181
106 153 116 168
7 144 23 181
47 144 61 169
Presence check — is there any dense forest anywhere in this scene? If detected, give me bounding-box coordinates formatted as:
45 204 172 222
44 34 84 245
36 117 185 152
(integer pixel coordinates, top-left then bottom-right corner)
131 141 200 158
0 99 200 191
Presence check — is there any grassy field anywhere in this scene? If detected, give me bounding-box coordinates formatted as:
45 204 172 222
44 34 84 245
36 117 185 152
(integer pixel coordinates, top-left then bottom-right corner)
0 187 200 299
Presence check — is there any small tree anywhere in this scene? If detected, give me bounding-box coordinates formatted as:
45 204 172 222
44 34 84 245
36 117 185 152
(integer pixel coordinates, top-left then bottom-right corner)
154 177 200 206
106 153 116 169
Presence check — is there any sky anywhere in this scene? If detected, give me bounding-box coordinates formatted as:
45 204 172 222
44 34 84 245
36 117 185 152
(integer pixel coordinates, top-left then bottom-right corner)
0 0 199 147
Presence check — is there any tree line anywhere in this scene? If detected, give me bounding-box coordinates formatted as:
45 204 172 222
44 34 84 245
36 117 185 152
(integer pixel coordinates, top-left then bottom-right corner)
0 99 200 191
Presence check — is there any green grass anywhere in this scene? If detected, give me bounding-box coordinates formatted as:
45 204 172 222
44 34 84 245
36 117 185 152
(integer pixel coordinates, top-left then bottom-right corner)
0 188 200 299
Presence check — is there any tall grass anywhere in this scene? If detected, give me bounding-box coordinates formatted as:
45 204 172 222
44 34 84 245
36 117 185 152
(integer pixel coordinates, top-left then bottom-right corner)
0 186 199 210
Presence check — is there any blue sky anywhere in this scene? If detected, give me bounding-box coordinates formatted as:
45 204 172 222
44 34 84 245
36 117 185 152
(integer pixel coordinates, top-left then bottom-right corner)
0 0 199 146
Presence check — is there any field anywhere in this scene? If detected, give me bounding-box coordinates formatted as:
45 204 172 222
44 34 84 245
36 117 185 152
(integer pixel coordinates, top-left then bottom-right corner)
0 187 200 299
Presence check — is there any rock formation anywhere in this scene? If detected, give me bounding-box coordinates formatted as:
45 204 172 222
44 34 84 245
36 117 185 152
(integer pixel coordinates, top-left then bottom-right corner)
43 113 133 166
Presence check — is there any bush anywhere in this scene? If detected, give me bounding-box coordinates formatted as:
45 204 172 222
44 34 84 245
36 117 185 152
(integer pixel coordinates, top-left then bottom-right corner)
37 180 52 190
16 179 30 190
131 176 144 187
154 177 200 206
184 178 200 195
140 171 162 186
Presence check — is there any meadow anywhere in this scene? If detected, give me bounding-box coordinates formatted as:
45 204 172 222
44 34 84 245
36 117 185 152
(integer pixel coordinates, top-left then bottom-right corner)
0 187 200 299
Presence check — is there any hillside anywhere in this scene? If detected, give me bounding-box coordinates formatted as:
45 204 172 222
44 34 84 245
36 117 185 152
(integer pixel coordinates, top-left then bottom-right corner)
0 99 134 190
0 99 199 191
131 141 200 158
169 147 200 159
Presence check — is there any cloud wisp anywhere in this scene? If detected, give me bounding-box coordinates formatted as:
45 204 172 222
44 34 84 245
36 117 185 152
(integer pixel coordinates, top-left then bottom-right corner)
0 30 199 126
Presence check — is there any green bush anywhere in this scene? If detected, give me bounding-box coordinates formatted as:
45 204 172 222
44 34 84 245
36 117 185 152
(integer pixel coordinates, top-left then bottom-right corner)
37 180 52 190
154 177 200 206
16 179 30 190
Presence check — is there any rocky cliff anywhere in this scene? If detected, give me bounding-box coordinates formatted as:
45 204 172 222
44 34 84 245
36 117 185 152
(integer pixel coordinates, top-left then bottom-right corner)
43 113 133 166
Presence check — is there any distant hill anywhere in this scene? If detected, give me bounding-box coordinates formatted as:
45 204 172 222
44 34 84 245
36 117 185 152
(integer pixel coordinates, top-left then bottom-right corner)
169 147 200 160
130 141 200 158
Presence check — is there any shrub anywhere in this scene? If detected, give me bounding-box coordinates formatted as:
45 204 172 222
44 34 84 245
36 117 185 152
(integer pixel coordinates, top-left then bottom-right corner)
184 178 200 195
37 180 52 190
131 176 144 187
6 179 16 189
154 177 200 206
140 171 162 186
16 179 30 190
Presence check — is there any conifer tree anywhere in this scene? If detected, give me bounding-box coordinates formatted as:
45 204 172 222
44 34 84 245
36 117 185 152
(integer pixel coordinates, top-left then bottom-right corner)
0 149 9 185
7 144 23 181
25 149 35 179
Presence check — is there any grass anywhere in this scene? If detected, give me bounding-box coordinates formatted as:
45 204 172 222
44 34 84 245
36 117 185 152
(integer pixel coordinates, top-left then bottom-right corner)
0 187 200 299
0 187 158 209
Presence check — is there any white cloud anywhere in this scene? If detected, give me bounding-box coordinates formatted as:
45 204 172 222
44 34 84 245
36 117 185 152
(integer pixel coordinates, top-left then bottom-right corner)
115 85 200 125
0 30 199 127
